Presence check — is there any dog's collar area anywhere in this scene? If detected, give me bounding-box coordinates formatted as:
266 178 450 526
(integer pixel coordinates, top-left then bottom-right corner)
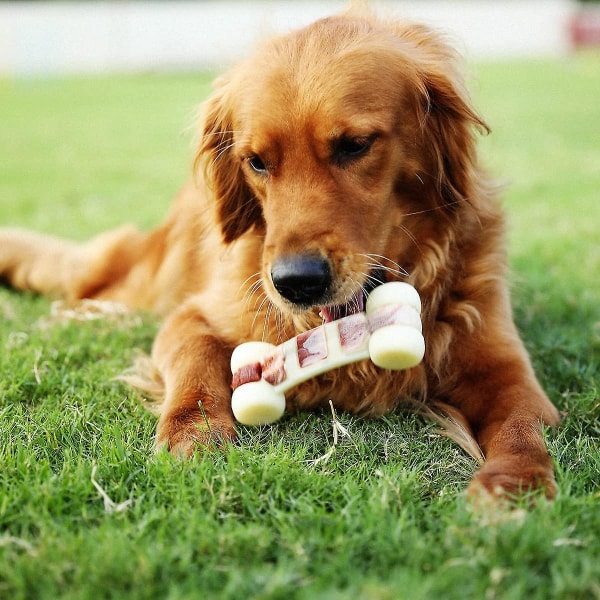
319 267 387 323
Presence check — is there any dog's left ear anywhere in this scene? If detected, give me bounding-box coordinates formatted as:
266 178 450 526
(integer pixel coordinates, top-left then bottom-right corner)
194 76 263 244
404 26 490 207
421 68 489 205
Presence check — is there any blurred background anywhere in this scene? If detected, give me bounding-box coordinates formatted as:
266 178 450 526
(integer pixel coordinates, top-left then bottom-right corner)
1 0 598 76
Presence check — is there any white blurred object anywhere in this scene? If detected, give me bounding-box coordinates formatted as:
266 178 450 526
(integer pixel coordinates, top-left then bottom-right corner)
0 0 574 77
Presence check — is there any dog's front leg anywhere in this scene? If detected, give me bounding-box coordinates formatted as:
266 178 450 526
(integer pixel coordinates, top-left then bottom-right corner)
449 333 560 501
467 401 559 501
151 301 236 457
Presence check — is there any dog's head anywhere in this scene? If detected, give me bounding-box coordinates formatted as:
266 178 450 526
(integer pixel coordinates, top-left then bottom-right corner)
196 13 488 320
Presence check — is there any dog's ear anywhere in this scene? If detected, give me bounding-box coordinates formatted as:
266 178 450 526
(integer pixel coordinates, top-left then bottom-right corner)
401 24 490 207
420 68 490 207
194 76 263 243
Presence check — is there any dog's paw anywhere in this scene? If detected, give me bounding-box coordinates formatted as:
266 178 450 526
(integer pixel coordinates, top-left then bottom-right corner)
156 409 236 458
467 460 557 504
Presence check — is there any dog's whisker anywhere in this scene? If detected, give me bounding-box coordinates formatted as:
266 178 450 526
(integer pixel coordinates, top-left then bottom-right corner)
239 271 262 293
202 129 244 139
240 272 265 313
262 300 286 344
251 293 270 328
363 253 405 272
243 276 263 296
391 224 422 253
213 134 243 148
262 302 273 342
346 277 363 313
243 285 265 314
363 272 385 287
400 198 469 218
254 293 270 317
208 137 245 166
245 281 264 303
212 141 240 165
359 253 395 268
247 280 263 299
363 261 410 279
359 253 410 278
214 142 236 156
275 307 287 344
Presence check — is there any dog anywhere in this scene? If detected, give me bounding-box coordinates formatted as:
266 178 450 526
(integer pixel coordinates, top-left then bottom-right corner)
0 11 560 500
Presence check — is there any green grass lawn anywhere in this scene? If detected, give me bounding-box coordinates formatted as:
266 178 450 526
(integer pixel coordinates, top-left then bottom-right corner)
1 56 599 599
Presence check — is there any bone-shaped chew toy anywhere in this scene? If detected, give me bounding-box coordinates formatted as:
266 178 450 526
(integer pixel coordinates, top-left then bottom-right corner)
230 282 425 426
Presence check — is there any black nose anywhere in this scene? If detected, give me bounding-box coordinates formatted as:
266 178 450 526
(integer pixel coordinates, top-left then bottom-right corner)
271 254 332 306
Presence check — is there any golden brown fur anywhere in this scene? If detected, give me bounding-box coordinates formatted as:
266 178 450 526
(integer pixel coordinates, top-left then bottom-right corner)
0 12 559 499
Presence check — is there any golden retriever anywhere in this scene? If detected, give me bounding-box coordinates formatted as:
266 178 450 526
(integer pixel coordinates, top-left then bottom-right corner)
0 11 559 500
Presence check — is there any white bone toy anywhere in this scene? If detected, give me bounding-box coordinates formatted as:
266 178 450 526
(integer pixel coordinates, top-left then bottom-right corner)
230 282 425 426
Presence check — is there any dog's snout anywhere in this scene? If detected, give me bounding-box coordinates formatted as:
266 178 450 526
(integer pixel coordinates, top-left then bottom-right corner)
271 254 332 306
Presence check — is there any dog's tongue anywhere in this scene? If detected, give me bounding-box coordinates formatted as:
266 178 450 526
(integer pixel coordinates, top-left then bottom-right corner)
320 290 365 323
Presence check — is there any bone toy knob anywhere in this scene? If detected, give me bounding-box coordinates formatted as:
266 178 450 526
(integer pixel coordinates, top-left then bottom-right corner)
230 282 425 426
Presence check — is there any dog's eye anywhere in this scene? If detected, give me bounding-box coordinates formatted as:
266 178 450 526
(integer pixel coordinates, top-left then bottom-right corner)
332 135 376 166
246 155 268 175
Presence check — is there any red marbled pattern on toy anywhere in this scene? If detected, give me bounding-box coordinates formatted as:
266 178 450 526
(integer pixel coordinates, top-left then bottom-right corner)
297 327 328 367
231 361 262 390
262 347 286 385
338 313 369 352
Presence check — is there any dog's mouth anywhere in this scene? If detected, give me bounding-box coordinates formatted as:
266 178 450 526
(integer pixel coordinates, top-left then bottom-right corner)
319 267 386 323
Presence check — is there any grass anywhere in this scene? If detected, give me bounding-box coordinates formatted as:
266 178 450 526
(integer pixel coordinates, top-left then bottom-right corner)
1 55 599 599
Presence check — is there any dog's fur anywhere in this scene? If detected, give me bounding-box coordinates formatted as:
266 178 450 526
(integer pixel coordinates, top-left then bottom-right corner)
0 12 559 499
